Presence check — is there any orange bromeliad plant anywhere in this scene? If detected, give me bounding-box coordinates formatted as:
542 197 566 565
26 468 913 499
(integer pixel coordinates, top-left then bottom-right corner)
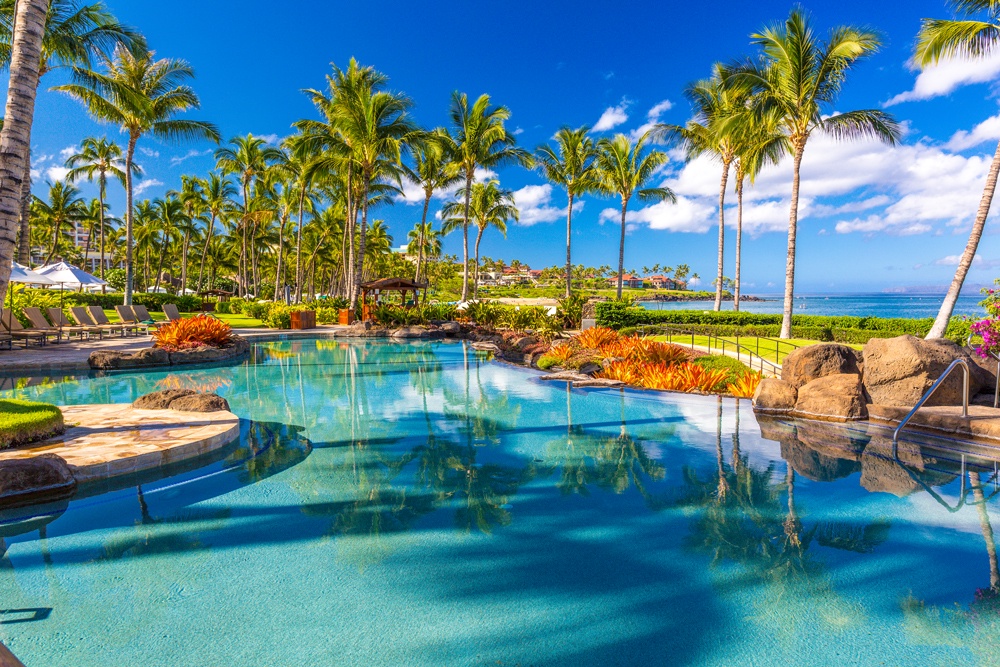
542 343 576 365
152 315 235 351
576 326 619 350
727 370 763 398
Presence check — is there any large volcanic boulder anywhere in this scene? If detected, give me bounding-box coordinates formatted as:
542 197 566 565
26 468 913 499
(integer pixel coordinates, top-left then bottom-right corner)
752 378 798 415
863 335 988 408
133 390 230 413
793 374 868 422
781 343 862 389
89 347 169 370
0 454 77 508
167 336 250 365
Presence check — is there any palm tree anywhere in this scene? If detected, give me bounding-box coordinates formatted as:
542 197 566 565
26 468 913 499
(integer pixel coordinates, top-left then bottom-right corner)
150 196 184 293
729 110 787 310
594 133 676 299
169 176 205 294
281 134 321 303
214 134 284 297
732 8 900 338
0 0 142 265
447 92 532 301
196 173 236 292
407 221 441 285
535 126 598 298
65 136 134 277
402 128 461 285
917 2 1000 338
55 45 220 304
442 180 519 299
34 180 86 264
0 0 48 308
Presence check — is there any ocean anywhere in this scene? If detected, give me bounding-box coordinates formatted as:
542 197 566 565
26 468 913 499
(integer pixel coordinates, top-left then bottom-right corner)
638 293 987 319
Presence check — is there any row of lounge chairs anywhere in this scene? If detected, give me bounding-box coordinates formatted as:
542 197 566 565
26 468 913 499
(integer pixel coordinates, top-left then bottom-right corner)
0 303 184 348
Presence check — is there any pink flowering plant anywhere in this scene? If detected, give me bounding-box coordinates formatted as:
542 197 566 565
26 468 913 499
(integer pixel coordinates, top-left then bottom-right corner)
972 282 1000 359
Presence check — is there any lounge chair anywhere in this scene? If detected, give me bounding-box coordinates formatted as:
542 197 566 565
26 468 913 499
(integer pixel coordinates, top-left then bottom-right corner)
162 303 182 321
70 307 125 337
0 333 11 350
0 308 49 346
90 306 139 336
22 307 84 341
115 305 151 335
131 304 163 329
49 308 103 339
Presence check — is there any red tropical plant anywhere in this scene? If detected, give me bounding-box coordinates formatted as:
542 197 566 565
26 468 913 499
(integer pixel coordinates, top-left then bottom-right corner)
152 314 235 351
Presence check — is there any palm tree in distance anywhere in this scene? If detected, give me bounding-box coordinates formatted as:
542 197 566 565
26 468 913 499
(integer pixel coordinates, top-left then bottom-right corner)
402 127 462 284
55 45 220 304
442 180 519 299
595 133 675 299
917 1 1000 338
65 136 135 277
0 0 49 307
34 180 87 264
214 134 284 297
447 92 532 302
0 0 142 264
196 173 237 292
730 8 900 338
535 126 598 298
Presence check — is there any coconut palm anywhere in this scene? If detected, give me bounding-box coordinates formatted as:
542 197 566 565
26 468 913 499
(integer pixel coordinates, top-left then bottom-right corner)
196 173 236 292
728 109 788 310
65 136 134 277
0 0 142 265
917 2 1000 338
214 134 284 297
535 126 598 298
150 195 184 293
280 134 321 303
402 128 462 284
33 180 87 264
0 0 48 308
448 92 532 301
731 8 900 338
55 45 220 304
594 133 676 299
442 180 519 299
407 221 441 285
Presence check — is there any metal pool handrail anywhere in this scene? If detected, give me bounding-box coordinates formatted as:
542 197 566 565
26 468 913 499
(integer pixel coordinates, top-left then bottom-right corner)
892 357 970 460
632 325 786 375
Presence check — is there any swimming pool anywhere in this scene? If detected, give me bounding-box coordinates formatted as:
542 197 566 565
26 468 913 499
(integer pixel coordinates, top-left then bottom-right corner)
1 338 998 666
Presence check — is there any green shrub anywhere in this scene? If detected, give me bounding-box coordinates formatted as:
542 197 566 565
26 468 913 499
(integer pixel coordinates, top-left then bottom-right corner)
536 355 560 370
214 301 233 314
104 268 126 291
243 301 270 320
0 399 65 449
692 355 749 385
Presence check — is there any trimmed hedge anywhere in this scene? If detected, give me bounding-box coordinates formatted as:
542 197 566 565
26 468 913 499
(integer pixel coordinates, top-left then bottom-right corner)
600 303 970 344
31 290 202 312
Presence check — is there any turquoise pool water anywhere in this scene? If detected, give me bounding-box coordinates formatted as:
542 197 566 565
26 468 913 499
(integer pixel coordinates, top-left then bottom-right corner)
1 338 999 666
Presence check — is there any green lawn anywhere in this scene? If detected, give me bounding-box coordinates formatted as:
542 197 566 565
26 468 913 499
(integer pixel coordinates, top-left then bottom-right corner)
651 334 861 365
0 399 64 449
102 309 265 329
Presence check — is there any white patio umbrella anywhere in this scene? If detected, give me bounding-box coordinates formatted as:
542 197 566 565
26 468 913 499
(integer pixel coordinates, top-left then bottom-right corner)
6 262 57 319
36 261 106 289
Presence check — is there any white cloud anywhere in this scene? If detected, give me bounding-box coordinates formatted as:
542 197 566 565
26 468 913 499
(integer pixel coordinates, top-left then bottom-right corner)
133 179 164 196
511 183 582 226
934 253 982 266
513 127 524 135
169 148 213 166
629 99 675 141
946 113 1000 151
257 133 279 144
58 145 77 160
599 196 714 234
46 166 70 182
593 99 630 132
139 147 160 158
886 52 1000 106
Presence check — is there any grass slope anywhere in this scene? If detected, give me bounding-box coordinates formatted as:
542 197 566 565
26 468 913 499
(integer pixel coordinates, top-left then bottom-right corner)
0 399 65 449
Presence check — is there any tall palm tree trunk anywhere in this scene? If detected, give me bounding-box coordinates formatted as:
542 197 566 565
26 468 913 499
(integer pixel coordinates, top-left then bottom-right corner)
0 0 49 306
98 175 107 278
196 213 215 292
294 184 307 303
473 227 485 300
714 162 730 312
616 200 627 299
734 176 744 311
180 231 190 295
153 230 167 294
780 144 805 340
416 191 431 283
239 181 249 297
927 141 1000 339
17 163 32 263
461 172 473 302
124 134 138 305
274 215 288 301
352 178 371 309
565 192 574 299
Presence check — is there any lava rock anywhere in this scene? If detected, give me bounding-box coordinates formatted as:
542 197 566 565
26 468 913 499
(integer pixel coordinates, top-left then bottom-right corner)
0 455 77 509
781 343 862 389
863 335 988 408
167 393 231 413
793 373 869 422
752 378 798 415
132 389 196 410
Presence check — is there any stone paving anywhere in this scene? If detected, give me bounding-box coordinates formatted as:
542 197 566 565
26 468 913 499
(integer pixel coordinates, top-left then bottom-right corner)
869 403 1000 443
0 403 240 484
0 326 347 375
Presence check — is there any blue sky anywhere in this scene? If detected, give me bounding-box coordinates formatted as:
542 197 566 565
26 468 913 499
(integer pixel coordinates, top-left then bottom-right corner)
19 0 1000 293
